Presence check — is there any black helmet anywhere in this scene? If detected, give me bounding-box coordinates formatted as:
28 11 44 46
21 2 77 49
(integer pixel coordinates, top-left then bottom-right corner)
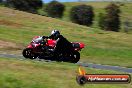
51 30 60 39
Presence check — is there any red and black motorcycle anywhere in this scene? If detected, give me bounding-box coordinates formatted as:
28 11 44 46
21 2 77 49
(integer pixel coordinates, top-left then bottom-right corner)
22 36 85 63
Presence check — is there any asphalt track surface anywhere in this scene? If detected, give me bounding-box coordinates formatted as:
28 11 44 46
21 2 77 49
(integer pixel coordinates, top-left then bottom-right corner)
0 53 132 73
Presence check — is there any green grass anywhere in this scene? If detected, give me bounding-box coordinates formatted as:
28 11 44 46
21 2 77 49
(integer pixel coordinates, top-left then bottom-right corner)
0 57 132 88
0 5 132 67
62 2 132 31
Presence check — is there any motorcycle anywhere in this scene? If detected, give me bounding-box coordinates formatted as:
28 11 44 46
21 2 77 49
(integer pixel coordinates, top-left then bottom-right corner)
22 36 85 63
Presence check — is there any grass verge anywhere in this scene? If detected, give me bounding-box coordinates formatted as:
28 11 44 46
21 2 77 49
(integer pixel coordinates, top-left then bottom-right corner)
0 57 132 88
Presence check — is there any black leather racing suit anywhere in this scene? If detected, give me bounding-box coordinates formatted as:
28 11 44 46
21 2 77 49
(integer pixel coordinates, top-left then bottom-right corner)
53 35 73 55
43 35 73 57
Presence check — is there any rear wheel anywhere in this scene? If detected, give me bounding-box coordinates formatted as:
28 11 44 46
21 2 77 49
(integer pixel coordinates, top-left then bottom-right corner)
70 51 80 63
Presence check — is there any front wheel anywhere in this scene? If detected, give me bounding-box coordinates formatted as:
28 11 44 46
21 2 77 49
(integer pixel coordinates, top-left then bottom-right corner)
22 48 37 59
70 51 80 63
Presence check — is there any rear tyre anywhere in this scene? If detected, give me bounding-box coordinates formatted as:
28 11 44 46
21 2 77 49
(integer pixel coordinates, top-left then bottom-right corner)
70 51 80 63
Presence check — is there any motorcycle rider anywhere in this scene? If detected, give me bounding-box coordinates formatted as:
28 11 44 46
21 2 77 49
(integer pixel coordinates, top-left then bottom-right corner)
43 30 73 59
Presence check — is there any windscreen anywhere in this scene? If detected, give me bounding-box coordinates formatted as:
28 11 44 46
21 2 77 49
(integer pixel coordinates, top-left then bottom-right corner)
32 37 43 44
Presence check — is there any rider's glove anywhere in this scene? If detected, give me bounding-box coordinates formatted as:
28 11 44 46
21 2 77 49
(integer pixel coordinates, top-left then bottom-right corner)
42 36 49 39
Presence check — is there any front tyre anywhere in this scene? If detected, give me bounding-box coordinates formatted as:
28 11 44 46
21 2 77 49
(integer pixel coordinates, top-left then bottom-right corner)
22 48 31 58
71 51 80 63
22 48 37 59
